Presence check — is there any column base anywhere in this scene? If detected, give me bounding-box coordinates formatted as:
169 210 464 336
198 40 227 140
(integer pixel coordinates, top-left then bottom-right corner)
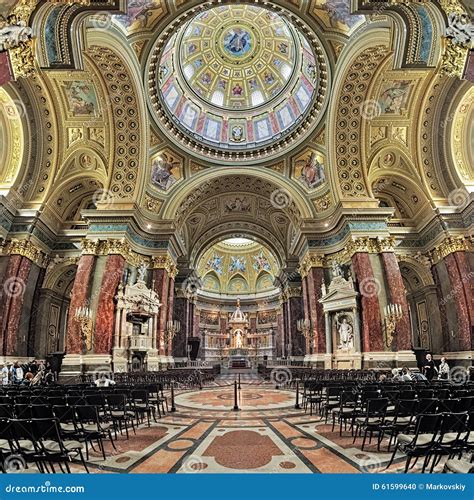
303 354 326 368
332 352 362 370
61 353 113 381
362 350 416 369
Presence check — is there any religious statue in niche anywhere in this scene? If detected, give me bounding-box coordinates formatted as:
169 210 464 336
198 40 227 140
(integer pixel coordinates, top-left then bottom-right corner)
332 260 343 278
335 313 354 350
151 153 180 191
378 81 411 114
298 152 326 189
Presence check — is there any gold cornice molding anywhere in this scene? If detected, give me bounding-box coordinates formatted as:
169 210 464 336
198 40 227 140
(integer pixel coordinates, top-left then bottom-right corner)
4 238 47 266
151 254 178 278
440 38 469 78
431 236 470 263
10 0 90 23
298 252 325 278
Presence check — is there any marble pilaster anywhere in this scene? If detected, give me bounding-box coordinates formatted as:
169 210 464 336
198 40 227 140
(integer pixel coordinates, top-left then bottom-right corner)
66 255 95 354
352 252 384 352
94 255 125 354
381 252 411 350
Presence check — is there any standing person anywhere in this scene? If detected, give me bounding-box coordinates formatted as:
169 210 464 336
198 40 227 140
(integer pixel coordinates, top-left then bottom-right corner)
438 357 450 380
423 353 437 381
1 364 9 385
12 361 24 384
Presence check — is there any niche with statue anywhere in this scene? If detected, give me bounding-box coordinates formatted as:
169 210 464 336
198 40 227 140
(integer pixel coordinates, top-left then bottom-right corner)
319 261 362 369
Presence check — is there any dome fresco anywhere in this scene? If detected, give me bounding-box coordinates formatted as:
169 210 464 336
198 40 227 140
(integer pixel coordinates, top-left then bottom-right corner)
197 239 279 295
156 4 320 152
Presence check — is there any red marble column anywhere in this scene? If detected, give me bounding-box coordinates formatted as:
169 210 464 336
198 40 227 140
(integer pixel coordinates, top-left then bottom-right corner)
352 252 384 352
445 252 472 351
166 276 175 356
301 276 311 353
66 255 95 354
431 264 450 349
381 252 411 350
94 255 125 354
153 268 169 356
0 255 32 356
306 268 326 353
287 294 305 356
452 252 473 349
276 312 284 357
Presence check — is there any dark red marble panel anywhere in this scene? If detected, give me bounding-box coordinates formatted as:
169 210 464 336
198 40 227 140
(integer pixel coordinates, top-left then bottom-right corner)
66 255 95 354
381 252 411 350
95 255 125 354
307 268 326 353
0 52 13 86
288 295 305 356
153 268 169 356
445 253 471 351
0 255 22 354
352 253 383 352
5 257 31 355
431 263 450 350
166 277 175 356
452 251 474 350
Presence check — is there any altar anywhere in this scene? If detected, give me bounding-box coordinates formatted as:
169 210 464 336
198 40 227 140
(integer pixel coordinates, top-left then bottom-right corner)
229 348 250 369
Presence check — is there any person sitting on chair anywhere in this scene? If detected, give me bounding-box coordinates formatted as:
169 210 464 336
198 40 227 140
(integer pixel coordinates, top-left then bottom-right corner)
95 373 115 387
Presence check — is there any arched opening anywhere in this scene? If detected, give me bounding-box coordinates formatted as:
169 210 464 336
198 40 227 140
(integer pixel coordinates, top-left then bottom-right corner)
192 237 283 366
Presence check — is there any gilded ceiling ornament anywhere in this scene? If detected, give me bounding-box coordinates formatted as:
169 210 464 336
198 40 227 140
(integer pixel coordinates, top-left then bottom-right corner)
144 194 163 214
440 38 469 78
439 0 466 15
313 192 331 213
8 39 35 79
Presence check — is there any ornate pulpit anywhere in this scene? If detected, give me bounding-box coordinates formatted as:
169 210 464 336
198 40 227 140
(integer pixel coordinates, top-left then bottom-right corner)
112 272 161 372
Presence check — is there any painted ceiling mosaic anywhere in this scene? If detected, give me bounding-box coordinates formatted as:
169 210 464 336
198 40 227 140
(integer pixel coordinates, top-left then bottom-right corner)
197 239 279 295
157 4 319 151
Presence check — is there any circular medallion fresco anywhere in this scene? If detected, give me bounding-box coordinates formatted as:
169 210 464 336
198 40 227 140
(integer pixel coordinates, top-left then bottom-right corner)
147 3 330 162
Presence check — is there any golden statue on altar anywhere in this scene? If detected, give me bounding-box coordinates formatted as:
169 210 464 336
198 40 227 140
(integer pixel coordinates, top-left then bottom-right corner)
229 299 249 349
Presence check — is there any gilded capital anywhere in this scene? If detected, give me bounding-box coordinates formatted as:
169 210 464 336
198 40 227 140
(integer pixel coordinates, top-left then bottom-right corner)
298 252 325 278
431 236 469 263
6 238 46 266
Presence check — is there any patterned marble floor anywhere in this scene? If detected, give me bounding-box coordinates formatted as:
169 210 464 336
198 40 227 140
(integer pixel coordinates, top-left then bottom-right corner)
66 383 449 474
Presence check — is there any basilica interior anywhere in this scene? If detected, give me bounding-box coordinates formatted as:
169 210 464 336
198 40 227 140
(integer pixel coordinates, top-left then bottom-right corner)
0 0 473 476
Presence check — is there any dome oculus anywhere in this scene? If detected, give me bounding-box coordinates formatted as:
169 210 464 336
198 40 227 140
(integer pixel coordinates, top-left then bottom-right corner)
149 3 329 161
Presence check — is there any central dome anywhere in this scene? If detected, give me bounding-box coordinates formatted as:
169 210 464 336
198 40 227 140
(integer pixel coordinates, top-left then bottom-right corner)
148 3 330 162
179 6 296 110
